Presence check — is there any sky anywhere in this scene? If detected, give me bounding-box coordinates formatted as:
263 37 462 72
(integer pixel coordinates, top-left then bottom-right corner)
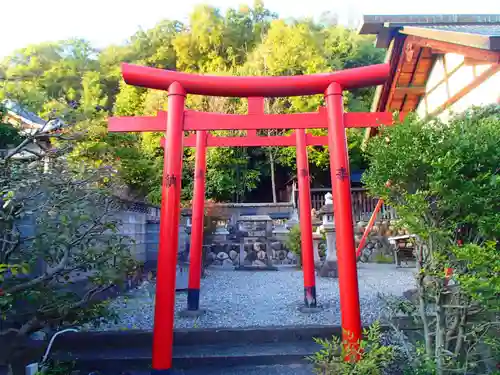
1 0 499 58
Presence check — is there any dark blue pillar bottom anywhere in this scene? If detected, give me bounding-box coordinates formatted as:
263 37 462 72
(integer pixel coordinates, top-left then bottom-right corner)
304 286 317 308
151 369 172 374
187 288 200 310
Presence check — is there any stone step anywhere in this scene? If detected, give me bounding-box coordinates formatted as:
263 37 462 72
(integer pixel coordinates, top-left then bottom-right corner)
57 341 320 374
126 364 314 375
52 325 343 352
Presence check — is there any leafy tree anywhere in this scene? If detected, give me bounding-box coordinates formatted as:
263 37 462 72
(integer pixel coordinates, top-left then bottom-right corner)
81 71 108 116
243 20 378 180
113 81 146 116
363 105 500 374
0 40 98 113
0 123 23 149
1 1 384 203
0 120 136 374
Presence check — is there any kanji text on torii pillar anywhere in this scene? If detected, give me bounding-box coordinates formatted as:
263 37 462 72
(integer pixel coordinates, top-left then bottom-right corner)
108 62 397 374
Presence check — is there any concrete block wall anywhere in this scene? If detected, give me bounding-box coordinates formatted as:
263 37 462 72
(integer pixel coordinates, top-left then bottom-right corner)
116 210 147 263
144 218 190 263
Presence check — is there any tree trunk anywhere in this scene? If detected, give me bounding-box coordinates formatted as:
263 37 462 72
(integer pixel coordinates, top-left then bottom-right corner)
435 292 446 375
269 149 277 203
417 242 433 358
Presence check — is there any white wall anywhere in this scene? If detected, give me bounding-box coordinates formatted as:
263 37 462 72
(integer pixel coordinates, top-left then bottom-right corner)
416 52 499 122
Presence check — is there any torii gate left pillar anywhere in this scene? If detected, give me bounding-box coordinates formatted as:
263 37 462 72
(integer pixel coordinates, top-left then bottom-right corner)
152 82 186 372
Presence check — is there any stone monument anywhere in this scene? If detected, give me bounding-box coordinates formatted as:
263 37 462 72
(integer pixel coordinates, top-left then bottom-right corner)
236 215 277 270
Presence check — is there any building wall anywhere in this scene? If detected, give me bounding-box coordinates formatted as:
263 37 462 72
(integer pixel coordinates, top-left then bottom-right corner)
416 52 500 121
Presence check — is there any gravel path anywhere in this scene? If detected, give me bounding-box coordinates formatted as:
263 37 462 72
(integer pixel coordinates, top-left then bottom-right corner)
87 263 415 331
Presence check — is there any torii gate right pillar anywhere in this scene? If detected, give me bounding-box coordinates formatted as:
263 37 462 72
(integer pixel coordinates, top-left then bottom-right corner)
325 83 362 354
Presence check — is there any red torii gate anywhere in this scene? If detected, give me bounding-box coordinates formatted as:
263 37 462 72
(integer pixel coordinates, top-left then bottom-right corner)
108 62 395 374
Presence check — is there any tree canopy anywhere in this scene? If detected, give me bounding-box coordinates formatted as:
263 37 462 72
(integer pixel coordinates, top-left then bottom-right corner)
0 1 383 203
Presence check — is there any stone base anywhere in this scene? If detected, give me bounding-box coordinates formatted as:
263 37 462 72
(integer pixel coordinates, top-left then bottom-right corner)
318 260 338 278
178 309 206 318
298 306 324 314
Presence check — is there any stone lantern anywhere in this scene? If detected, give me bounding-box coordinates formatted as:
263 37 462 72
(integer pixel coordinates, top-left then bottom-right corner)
285 208 299 229
318 192 338 278
272 221 290 242
312 229 323 268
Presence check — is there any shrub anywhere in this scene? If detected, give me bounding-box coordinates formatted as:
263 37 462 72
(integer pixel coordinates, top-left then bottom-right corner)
363 105 500 374
1 122 135 374
286 225 302 266
308 321 395 375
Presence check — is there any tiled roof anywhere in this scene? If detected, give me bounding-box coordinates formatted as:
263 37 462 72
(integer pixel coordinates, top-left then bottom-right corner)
359 14 500 50
2 99 66 133
3 99 45 126
418 24 500 37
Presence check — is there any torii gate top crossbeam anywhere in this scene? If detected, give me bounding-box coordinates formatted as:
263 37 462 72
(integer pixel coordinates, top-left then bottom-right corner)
122 63 390 97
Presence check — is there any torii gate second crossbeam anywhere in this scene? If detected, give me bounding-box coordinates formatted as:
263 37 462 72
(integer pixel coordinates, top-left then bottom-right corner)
108 62 397 375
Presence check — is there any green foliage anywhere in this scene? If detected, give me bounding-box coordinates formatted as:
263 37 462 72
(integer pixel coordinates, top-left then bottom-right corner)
373 253 394 264
113 81 146 116
0 124 23 148
453 241 500 311
205 146 261 202
1 40 99 116
243 19 378 174
36 360 75 375
0 104 24 148
363 105 500 374
308 321 395 374
286 225 302 259
401 342 440 375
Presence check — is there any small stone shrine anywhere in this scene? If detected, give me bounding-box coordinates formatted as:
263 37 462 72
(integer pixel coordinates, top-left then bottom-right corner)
213 219 230 242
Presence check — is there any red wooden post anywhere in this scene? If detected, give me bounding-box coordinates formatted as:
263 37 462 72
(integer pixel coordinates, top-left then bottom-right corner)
355 198 384 258
295 129 317 308
325 83 362 354
152 82 186 374
187 130 207 312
